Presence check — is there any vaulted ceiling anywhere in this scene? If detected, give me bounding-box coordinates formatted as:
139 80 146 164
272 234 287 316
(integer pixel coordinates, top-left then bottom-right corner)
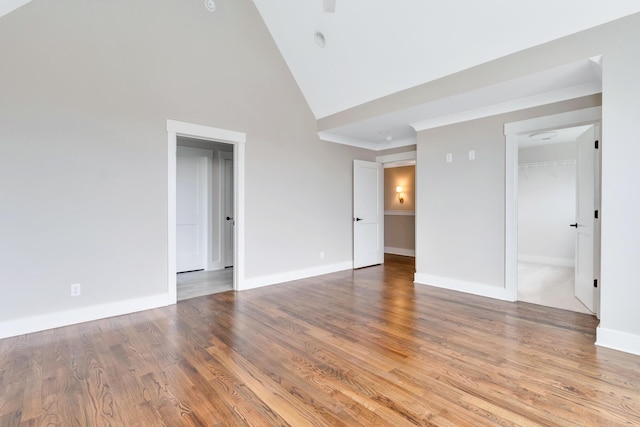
252 0 640 149
4 1 640 150
252 0 639 119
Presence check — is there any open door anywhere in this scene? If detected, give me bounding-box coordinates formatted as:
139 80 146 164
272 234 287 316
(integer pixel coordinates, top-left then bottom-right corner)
574 125 600 313
176 146 210 273
353 160 383 268
223 153 234 268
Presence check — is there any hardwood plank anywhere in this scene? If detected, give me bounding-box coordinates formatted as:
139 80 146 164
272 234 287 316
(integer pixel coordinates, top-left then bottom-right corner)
1 254 640 425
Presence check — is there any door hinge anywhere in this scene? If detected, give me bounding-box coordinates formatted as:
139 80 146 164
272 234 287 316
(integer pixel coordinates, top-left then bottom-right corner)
595 140 599 149
594 279 598 288
594 210 599 219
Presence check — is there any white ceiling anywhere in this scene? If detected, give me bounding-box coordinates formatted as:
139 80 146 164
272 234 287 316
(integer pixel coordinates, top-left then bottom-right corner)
252 0 640 120
318 57 602 150
519 124 592 148
4 1 638 152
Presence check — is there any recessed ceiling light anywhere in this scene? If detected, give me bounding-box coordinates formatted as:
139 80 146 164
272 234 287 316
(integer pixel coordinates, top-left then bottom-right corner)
204 0 216 12
314 31 326 47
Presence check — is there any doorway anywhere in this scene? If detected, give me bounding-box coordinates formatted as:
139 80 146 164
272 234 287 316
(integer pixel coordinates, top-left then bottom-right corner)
176 137 234 300
504 107 601 316
166 119 246 303
383 165 416 258
516 125 594 313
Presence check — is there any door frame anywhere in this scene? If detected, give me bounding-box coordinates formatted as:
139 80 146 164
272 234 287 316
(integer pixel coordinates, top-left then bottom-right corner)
504 107 601 312
167 120 246 303
374 150 417 263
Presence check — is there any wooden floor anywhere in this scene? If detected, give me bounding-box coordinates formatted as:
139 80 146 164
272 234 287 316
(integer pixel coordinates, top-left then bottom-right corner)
2 255 640 426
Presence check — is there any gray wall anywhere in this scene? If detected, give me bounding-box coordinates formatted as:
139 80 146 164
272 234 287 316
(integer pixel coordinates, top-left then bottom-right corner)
344 11 640 349
416 96 599 287
0 0 373 327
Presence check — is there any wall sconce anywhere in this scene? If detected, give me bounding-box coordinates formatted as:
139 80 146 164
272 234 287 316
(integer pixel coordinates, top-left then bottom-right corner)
396 186 404 203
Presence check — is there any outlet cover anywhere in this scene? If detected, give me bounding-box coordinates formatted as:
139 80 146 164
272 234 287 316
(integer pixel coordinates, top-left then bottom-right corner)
71 283 81 297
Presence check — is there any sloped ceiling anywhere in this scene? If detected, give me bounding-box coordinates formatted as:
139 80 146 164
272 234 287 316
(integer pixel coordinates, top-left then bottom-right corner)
252 0 640 120
0 0 30 19
4 1 639 150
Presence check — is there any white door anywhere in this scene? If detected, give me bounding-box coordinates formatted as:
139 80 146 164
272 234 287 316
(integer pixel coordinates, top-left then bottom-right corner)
223 155 234 268
574 125 599 312
353 160 384 268
176 146 210 273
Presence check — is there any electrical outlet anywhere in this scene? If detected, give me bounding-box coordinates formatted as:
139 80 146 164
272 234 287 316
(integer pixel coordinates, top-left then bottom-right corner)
320 251 325 260
446 153 453 163
70 283 81 297
469 150 476 160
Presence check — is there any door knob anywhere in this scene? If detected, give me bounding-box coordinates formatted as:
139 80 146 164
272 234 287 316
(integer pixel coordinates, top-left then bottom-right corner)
354 217 363 222
226 216 233 221
570 223 578 228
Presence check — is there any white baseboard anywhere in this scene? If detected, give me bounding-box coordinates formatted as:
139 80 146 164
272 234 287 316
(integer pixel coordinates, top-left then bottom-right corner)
240 261 353 291
414 272 515 301
596 326 640 356
384 247 416 257
518 254 575 267
0 294 172 340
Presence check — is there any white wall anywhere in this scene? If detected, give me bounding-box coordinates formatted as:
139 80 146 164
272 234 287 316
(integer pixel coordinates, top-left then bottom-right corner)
518 143 576 266
0 0 374 337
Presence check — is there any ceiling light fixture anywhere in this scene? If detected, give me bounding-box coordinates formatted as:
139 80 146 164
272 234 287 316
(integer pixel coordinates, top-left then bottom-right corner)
314 31 326 47
529 131 558 141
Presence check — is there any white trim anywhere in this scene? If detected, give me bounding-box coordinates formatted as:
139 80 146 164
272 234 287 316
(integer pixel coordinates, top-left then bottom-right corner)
382 160 415 168
504 107 602 305
505 133 519 301
235 143 246 288
167 120 246 298
504 106 602 135
240 262 353 291
414 273 515 301
167 120 246 144
0 294 170 340
384 247 415 257
376 151 417 164
318 131 416 151
384 210 415 216
412 82 601 132
596 327 640 356
167 131 177 303
518 254 575 267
